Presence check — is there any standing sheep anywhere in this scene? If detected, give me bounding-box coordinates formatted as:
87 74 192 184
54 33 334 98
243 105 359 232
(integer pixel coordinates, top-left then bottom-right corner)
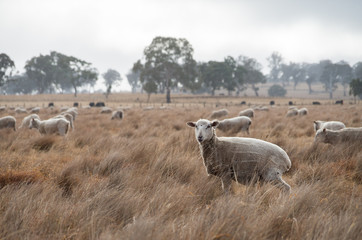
313 120 346 132
0 116 16 131
100 107 113 114
286 109 298 117
30 118 70 136
186 119 291 193
52 113 74 130
239 108 254 118
62 109 78 121
217 116 252 135
111 110 123 120
210 109 229 119
298 108 308 116
314 127 362 145
19 114 40 129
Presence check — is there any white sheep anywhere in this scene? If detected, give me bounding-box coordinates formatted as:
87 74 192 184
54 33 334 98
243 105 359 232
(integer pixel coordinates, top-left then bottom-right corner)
313 120 346 132
100 107 112 114
286 109 298 117
15 107 27 114
111 110 123 120
19 114 40 129
314 127 362 145
239 108 254 118
0 116 16 131
52 113 74 130
30 118 70 136
0 106 6 112
30 107 41 113
210 109 229 119
216 116 252 135
61 109 78 121
298 108 308 116
186 119 291 193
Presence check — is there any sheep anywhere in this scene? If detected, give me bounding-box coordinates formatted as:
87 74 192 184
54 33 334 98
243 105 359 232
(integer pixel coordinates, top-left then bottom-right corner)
210 109 229 119
30 107 40 113
0 116 16 131
314 127 362 145
29 118 70 136
216 116 252 135
238 108 254 118
100 107 112 114
19 114 40 129
60 106 69 112
298 108 308 116
186 119 291 193
52 113 74 130
313 120 346 132
61 109 77 121
0 106 6 112
286 109 298 117
111 110 123 120
15 107 27 114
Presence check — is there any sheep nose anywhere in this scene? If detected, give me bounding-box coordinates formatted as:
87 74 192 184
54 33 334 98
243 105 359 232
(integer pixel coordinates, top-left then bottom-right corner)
197 136 203 142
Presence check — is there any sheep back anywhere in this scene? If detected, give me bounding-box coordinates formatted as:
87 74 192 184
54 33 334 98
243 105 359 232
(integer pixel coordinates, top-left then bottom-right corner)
210 109 229 119
239 108 254 118
20 114 40 129
0 116 16 131
217 116 251 134
314 120 345 132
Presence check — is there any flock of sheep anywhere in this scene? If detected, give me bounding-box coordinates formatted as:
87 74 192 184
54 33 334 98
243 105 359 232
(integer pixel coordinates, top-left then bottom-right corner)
1 103 361 195
187 106 362 194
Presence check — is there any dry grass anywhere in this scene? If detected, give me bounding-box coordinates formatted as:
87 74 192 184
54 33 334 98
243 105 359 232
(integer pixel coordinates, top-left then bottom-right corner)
0 95 361 239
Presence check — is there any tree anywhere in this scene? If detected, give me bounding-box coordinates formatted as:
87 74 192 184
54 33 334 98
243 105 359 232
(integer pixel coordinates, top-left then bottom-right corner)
354 62 362 80
304 63 321 94
238 56 265 96
102 69 122 98
25 54 55 93
268 84 287 97
5 73 36 94
267 52 283 83
134 36 197 103
198 61 228 96
335 61 352 96
143 80 158 102
0 53 15 92
319 60 338 99
349 78 362 100
126 69 140 93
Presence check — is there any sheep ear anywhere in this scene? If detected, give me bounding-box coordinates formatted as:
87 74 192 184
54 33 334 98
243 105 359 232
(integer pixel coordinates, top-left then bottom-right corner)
323 128 326 132
186 122 196 128
211 120 219 128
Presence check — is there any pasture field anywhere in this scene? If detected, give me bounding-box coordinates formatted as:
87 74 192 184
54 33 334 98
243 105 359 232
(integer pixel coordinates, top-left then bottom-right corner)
0 94 361 239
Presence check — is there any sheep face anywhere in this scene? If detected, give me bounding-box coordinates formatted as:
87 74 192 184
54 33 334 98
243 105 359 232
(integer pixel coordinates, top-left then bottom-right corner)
314 128 327 143
187 119 219 143
29 118 38 129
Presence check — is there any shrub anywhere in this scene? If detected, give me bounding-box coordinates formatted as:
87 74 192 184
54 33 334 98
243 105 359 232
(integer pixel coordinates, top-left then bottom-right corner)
268 84 287 97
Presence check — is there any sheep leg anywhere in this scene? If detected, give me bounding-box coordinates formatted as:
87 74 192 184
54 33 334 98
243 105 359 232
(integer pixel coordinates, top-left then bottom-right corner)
263 168 291 193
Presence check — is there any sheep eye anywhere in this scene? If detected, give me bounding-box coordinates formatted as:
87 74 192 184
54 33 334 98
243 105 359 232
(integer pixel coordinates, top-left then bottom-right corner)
206 125 211 129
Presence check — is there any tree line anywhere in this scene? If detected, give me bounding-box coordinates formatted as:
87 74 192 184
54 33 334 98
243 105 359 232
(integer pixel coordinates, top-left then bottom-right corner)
1 36 362 101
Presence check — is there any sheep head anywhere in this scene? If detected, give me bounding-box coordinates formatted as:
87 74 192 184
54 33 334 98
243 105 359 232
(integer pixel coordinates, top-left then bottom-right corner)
187 119 219 143
314 128 327 143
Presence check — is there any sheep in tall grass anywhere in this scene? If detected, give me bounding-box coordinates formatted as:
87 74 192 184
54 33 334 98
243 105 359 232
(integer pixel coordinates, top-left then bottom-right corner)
210 109 229 119
19 114 40 129
61 109 77 121
111 110 123 120
314 127 362 145
100 107 112 114
15 107 27 114
30 107 41 113
0 106 6 112
186 119 291 193
298 108 308 116
286 109 298 117
29 118 70 136
52 113 74 130
217 116 252 135
313 120 346 132
239 108 254 118
0 116 16 131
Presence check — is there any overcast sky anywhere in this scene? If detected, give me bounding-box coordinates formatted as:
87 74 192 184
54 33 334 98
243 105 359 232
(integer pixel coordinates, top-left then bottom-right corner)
1 0 362 91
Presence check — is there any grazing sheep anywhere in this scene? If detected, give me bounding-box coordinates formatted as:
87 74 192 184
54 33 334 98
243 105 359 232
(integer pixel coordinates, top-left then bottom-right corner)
0 106 6 112
314 127 362 145
60 106 69 112
286 109 298 117
62 109 78 121
15 107 27 114
30 107 40 113
30 118 70 136
217 116 252 135
238 108 254 118
48 102 54 107
259 106 269 111
19 114 40 129
96 102 105 107
143 106 154 111
0 116 16 131
100 107 112 114
298 108 308 116
53 113 74 130
312 101 321 105
313 120 346 132
186 119 291 193
111 110 123 120
210 109 229 119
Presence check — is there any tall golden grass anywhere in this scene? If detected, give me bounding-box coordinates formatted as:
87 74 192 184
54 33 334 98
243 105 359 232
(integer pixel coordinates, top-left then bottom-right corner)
0 95 361 239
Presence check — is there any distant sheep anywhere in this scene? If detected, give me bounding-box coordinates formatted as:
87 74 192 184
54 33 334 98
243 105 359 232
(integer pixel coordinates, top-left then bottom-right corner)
314 127 362 145
73 102 79 107
313 120 346 132
19 114 40 129
15 107 27 114
61 109 78 121
60 106 69 112
96 102 105 107
89 102 95 107
335 100 343 105
30 118 70 136
53 113 74 130
30 107 40 113
111 110 124 120
217 116 252 135
312 101 321 105
48 102 54 107
187 119 291 192
238 108 254 118
286 109 298 117
0 106 6 112
270 100 275 105
298 108 308 116
0 116 16 131
100 107 112 114
210 109 229 119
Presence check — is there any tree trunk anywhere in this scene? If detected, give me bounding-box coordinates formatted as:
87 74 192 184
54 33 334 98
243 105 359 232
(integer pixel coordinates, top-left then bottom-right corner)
73 86 78 97
211 88 215 96
307 82 313 94
166 88 171 103
252 84 259 97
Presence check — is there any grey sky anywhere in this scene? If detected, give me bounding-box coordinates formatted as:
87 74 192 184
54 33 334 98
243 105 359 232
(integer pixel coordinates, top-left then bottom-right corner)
1 0 362 91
